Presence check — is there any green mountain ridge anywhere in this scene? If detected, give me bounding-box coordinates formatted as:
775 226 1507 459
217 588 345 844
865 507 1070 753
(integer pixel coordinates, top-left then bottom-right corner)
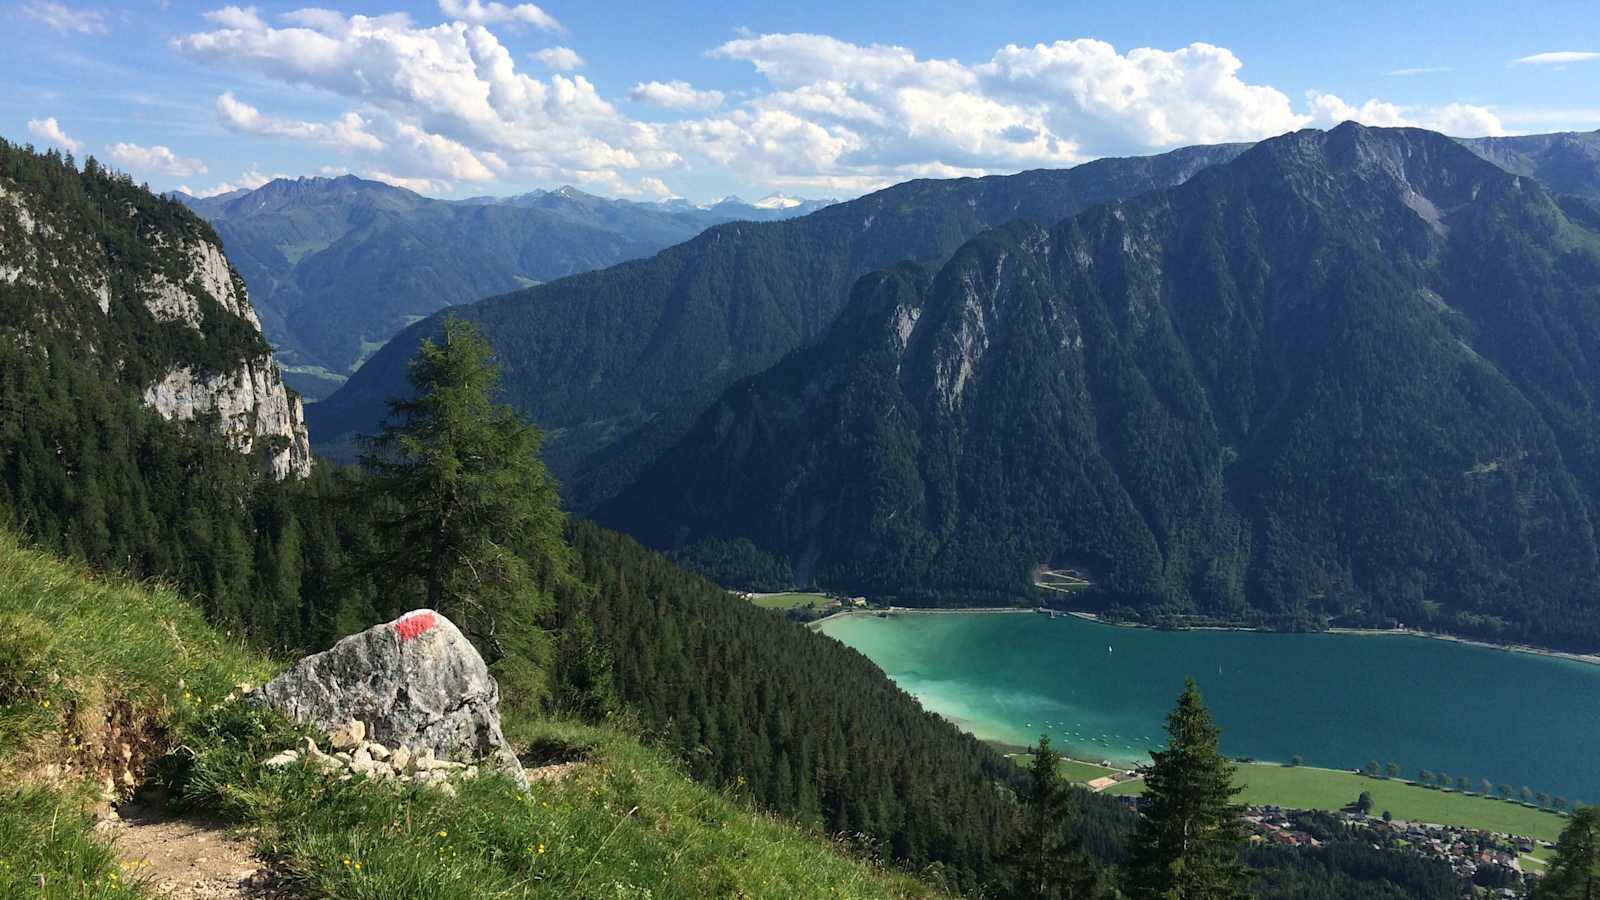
178 176 833 397
308 141 1252 500
600 123 1600 650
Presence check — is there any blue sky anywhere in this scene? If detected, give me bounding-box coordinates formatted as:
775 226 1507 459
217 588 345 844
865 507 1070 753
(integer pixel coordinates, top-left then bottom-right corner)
2 0 1596 202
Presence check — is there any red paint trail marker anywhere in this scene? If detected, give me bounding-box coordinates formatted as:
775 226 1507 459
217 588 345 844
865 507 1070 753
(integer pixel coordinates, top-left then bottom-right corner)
395 611 438 642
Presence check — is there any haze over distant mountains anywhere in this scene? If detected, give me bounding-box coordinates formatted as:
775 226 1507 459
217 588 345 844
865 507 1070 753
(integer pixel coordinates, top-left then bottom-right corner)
174 177 834 398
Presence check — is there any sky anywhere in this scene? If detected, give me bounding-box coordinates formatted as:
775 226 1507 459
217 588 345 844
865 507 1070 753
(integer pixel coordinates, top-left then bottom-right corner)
1 0 1597 203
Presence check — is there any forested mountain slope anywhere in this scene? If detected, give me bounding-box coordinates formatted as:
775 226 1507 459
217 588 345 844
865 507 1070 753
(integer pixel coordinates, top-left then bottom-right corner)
0 138 309 480
179 177 831 398
307 142 1250 500
310 128 1600 511
603 123 1600 650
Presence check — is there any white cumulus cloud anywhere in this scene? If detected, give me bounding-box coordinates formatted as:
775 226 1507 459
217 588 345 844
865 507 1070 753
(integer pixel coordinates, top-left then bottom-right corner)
437 0 560 31
107 142 208 177
628 80 725 111
530 45 583 71
203 5 266 30
26 117 80 153
1306 91 1506 137
172 16 1525 200
217 92 384 153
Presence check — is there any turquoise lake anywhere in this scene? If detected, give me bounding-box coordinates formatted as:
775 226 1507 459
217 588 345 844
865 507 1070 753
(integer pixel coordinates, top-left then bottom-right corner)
816 612 1600 803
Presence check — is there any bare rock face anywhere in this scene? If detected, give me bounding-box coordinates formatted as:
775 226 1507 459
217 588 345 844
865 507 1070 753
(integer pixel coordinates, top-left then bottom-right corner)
142 360 312 480
256 610 527 790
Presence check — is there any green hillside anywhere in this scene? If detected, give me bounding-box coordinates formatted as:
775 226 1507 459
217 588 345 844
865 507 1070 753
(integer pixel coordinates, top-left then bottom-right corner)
0 530 941 899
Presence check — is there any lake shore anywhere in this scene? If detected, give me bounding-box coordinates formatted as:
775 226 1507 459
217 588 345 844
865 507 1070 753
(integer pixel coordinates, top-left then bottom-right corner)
807 605 1033 629
1061 610 1600 669
812 603 1600 669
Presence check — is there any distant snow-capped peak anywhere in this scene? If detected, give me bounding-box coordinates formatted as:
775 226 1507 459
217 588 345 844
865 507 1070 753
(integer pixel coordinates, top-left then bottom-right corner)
752 192 806 210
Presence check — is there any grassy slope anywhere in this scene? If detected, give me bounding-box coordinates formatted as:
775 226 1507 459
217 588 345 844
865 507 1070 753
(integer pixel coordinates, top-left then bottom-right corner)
1107 764 1566 841
0 533 941 899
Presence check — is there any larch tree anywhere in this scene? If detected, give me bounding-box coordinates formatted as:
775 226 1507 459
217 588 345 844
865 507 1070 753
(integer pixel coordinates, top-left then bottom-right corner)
1124 679 1251 900
362 316 570 707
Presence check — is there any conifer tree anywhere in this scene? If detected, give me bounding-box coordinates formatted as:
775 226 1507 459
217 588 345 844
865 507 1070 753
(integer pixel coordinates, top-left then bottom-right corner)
552 606 616 720
1005 735 1102 899
1536 806 1600 900
1125 679 1251 900
362 317 570 704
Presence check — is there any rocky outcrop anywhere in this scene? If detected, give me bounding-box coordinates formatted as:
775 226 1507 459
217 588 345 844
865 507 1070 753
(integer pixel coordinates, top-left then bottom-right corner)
255 610 528 791
140 239 260 329
143 361 311 480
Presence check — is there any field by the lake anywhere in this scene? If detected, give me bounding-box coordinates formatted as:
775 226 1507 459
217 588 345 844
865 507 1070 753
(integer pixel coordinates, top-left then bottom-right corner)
1106 764 1566 841
749 592 833 610
1005 751 1122 784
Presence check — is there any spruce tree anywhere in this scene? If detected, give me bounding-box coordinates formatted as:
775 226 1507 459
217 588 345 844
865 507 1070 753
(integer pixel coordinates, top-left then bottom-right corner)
1005 735 1102 899
1536 805 1600 900
362 317 570 705
1125 679 1251 899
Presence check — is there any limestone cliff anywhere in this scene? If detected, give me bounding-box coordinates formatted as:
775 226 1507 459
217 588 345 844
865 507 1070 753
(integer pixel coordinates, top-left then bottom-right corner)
0 171 311 478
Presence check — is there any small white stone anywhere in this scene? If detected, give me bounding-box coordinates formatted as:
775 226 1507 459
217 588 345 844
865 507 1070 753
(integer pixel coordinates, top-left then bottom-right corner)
263 750 299 768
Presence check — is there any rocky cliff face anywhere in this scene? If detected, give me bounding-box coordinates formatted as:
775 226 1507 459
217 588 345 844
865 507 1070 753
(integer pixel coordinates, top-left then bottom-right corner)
0 171 311 479
143 361 311 480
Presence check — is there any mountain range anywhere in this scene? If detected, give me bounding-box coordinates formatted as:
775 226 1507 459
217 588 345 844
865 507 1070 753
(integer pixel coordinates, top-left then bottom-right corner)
308 141 1252 485
603 124 1600 648
175 177 833 398
310 128 1600 508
